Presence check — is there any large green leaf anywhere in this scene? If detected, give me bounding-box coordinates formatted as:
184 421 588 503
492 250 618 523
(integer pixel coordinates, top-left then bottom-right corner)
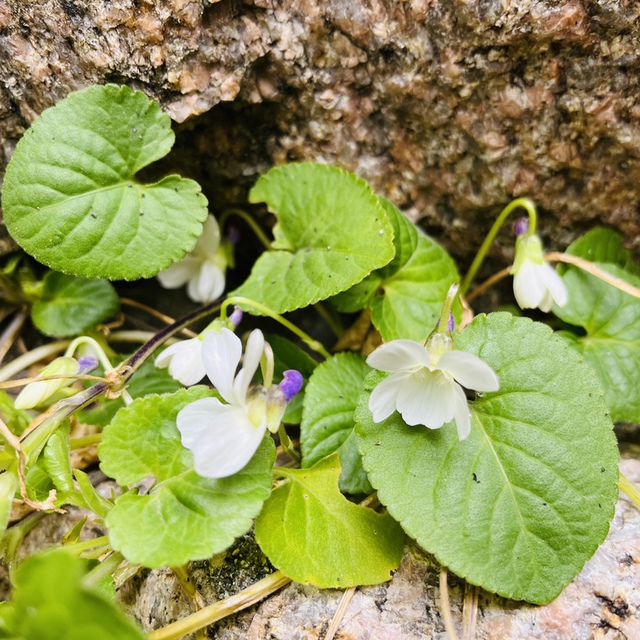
0 549 145 640
356 312 618 604
99 388 275 567
31 272 120 337
2 84 208 280
555 228 640 422
301 352 372 494
255 454 404 587
333 199 459 341
232 163 395 313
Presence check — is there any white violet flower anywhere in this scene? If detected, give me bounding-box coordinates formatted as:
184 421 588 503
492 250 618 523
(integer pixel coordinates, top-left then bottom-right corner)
366 332 499 440
155 336 207 387
176 328 302 479
157 215 227 304
511 218 567 312
155 308 244 386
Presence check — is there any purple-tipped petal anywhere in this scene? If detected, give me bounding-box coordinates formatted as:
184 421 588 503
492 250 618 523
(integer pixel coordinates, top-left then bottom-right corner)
229 306 243 328
227 227 241 246
514 217 529 237
279 370 304 401
77 356 99 375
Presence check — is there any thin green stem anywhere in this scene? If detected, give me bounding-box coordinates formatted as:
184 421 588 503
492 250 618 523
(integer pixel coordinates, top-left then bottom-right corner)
0 511 46 565
459 197 538 297
70 434 102 450
147 570 291 640
80 545 115 560
63 535 110 555
222 296 330 360
313 302 343 338
81 551 124 590
0 310 27 367
619 472 640 510
64 336 113 372
171 565 205 609
278 423 300 465
218 208 272 251
0 340 72 383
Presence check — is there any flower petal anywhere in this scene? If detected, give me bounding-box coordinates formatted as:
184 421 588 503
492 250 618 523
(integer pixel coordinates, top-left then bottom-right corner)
193 215 221 260
157 256 200 289
186 261 225 303
539 262 568 308
366 339 432 373
451 382 472 440
368 371 411 423
233 330 264 403
202 329 242 403
155 339 205 386
437 350 499 392
513 260 546 310
396 370 456 429
177 397 266 478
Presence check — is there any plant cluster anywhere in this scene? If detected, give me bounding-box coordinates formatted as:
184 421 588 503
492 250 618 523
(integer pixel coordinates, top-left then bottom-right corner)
0 85 638 638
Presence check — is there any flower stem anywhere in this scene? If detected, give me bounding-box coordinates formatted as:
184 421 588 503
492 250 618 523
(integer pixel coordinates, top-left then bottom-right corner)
64 336 113 372
218 208 272 251
81 551 124 590
222 296 331 360
69 434 102 450
546 252 640 300
459 197 538 297
62 535 110 555
439 568 459 640
619 472 640 510
147 570 291 640
277 423 300 465
0 341 72 383
0 309 27 367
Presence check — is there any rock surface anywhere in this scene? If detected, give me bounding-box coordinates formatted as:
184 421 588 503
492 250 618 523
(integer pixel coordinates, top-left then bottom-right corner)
2 0 640 268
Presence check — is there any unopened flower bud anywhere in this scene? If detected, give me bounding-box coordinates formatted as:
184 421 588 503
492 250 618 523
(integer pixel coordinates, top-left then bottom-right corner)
514 217 529 237
229 306 243 328
446 312 455 334
14 357 81 410
77 356 99 375
279 370 303 402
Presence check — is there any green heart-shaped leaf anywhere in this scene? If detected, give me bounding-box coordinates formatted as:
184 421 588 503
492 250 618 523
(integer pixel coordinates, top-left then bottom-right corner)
31 272 120 337
301 352 372 494
0 550 145 639
99 388 275 567
356 312 618 604
333 199 459 341
555 228 640 422
2 85 208 280
255 454 404 587
232 163 395 313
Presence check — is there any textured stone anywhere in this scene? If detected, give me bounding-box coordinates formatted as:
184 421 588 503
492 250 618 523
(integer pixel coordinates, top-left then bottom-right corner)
2 1 640 271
